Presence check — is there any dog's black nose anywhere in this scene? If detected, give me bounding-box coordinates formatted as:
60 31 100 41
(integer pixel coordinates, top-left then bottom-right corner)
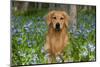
56 23 60 31
56 23 60 28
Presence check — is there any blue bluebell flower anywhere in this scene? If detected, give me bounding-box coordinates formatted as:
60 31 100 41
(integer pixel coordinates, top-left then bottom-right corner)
11 15 16 21
20 33 24 37
79 24 84 33
42 16 46 21
69 29 73 33
16 16 23 23
37 17 41 21
91 23 96 29
24 27 30 32
12 28 21 35
17 38 22 45
83 34 87 39
86 29 92 33
27 21 32 27
24 20 33 32
73 31 80 38
82 31 88 39
27 40 31 44
27 40 32 47
18 38 22 41
41 47 45 53
12 28 17 34
24 20 32 28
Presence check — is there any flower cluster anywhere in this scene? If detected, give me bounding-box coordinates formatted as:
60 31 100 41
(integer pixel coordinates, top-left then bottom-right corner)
11 11 96 65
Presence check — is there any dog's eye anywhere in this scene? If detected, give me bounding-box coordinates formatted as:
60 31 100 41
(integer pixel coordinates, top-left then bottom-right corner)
60 17 64 20
53 17 56 19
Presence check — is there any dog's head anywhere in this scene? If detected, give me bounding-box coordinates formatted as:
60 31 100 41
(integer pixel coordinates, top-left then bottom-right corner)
46 10 69 32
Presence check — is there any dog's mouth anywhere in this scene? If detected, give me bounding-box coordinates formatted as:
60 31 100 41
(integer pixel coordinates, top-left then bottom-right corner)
55 23 61 32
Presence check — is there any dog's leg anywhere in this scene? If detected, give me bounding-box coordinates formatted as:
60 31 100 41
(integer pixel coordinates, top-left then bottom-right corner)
48 54 56 63
59 54 64 63
48 54 52 63
56 54 64 63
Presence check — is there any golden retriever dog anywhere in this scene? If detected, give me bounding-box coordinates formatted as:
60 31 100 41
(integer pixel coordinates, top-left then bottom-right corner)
44 10 69 63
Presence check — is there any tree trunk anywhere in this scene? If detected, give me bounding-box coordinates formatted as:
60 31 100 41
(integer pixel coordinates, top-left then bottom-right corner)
49 3 55 10
69 5 77 33
83 6 87 11
22 2 29 11
38 3 42 10
35 2 37 8
89 6 92 10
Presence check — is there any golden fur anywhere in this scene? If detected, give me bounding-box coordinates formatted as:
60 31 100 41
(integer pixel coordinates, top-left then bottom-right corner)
44 10 69 62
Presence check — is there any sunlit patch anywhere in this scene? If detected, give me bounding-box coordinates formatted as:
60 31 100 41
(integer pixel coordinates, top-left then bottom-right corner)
88 43 95 52
81 51 88 57
17 51 26 57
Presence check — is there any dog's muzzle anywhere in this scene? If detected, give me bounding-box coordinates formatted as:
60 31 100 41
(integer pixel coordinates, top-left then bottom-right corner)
55 23 60 32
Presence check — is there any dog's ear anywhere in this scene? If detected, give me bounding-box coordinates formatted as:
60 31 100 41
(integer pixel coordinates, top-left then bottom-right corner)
46 11 55 25
62 11 70 28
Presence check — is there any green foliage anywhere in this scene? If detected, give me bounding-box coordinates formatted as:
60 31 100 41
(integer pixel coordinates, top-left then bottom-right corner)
11 7 96 66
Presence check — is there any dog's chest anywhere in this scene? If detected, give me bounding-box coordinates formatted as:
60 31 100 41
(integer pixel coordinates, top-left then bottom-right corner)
51 35 63 45
50 35 65 53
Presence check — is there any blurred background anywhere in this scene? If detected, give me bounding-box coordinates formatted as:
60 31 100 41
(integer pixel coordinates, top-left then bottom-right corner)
11 1 96 66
